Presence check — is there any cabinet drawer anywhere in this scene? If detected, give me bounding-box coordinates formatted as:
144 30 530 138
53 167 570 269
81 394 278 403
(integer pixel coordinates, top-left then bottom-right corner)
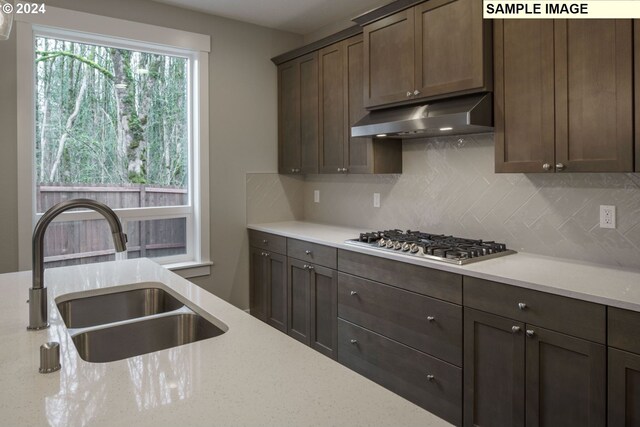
338 272 462 366
288 238 337 269
248 230 286 254
338 249 462 304
609 307 640 354
338 319 462 426
464 276 606 344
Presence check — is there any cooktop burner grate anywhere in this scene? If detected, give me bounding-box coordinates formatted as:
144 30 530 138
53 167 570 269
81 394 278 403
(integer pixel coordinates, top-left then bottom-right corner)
345 229 516 265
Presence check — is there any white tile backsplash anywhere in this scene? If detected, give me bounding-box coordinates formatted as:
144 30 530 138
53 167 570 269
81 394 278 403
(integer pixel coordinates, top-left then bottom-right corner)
247 133 640 270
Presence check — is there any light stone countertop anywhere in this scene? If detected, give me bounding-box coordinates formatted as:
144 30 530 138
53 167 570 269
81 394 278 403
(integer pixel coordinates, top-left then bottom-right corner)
248 221 640 312
0 258 450 427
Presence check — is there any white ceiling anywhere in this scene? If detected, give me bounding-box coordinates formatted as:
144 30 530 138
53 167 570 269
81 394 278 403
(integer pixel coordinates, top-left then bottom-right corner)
150 0 387 35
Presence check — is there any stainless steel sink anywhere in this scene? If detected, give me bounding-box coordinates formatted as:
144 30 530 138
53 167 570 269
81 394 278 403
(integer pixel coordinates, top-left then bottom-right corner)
57 287 184 328
56 285 227 363
72 311 225 363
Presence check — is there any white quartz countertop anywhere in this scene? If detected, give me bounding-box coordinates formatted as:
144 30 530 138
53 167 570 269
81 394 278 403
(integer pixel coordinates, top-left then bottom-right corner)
0 258 450 427
248 221 640 312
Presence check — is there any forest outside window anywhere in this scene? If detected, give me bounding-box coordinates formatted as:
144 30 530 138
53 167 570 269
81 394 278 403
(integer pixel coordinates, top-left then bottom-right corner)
16 10 210 276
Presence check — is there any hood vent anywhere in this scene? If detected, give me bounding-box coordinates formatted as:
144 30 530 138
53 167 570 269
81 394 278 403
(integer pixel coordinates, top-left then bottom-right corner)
351 93 493 139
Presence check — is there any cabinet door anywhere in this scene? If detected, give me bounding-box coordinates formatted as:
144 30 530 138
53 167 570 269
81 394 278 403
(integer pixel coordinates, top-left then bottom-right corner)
310 265 337 359
363 9 415 108
249 246 267 322
414 0 490 99
265 252 287 333
609 348 640 427
299 52 319 174
525 325 606 427
278 60 300 174
554 20 633 172
319 43 345 174
345 35 399 174
494 20 555 173
287 258 311 345
464 308 525 427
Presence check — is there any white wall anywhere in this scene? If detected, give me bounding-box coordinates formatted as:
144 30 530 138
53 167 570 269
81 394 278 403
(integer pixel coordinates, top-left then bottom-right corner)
0 0 303 309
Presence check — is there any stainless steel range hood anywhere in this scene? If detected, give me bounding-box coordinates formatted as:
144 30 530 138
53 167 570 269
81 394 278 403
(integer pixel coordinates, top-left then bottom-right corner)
351 93 493 139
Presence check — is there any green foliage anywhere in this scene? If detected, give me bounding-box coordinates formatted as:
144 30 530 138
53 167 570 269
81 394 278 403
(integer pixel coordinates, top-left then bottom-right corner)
35 36 189 188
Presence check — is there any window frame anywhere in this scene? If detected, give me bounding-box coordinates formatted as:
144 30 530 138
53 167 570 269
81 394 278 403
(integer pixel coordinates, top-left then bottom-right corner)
16 5 211 278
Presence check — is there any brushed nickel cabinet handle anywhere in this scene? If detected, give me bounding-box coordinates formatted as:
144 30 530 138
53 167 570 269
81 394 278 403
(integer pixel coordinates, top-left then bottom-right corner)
406 91 412 97
305 250 312 255
556 163 566 171
542 163 551 171
350 291 358 296
526 329 535 337
512 326 521 333
518 302 527 310
427 316 435 322
413 89 421 96
350 339 358 344
426 374 435 381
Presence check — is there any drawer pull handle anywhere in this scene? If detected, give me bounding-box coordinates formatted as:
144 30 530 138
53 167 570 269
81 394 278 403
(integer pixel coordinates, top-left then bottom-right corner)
526 329 535 337
426 316 435 322
518 302 527 310
426 374 435 381
262 239 268 244
350 339 358 345
264 252 270 257
303 264 314 270
305 250 312 255
350 291 358 296
512 326 521 333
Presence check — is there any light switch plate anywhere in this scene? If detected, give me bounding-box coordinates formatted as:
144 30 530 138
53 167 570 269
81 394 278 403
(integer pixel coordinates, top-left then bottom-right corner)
600 205 616 229
373 193 381 208
314 190 320 203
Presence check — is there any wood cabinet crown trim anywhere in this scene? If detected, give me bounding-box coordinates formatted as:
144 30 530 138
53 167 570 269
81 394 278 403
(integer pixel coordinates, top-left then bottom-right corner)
271 25 362 65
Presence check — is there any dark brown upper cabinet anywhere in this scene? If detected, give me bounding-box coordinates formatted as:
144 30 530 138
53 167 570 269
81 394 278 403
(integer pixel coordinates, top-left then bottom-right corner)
319 35 402 174
278 52 318 175
495 20 634 173
363 0 491 110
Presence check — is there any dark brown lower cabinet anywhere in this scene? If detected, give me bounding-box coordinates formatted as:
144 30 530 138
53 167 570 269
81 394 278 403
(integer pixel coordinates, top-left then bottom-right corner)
249 246 267 322
609 348 640 427
526 325 606 427
464 308 606 427
287 258 338 359
464 308 525 427
249 247 287 332
338 319 462 426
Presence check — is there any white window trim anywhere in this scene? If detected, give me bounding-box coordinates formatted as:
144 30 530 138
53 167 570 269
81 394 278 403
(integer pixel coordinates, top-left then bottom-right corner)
16 5 211 278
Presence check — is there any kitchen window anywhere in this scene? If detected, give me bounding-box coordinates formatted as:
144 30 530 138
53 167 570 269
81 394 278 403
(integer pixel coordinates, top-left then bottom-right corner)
16 7 211 277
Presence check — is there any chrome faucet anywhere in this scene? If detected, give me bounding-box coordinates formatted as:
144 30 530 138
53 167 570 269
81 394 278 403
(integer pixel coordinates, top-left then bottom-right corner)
29 199 128 330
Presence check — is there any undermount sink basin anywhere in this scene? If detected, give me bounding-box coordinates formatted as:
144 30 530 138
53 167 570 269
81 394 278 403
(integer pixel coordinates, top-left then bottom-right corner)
72 312 225 363
56 285 228 362
57 287 185 328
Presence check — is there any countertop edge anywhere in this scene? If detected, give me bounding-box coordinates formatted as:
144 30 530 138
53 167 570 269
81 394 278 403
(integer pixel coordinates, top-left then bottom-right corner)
248 221 640 312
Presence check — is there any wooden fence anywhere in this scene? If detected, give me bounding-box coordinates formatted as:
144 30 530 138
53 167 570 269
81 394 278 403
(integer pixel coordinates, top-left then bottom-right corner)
38 184 188 268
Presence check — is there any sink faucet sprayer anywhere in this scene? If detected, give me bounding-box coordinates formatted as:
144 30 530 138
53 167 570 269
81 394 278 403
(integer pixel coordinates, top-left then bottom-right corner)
28 199 128 330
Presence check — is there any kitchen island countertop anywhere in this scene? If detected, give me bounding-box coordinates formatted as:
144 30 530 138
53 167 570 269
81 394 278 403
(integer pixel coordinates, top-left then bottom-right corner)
248 221 640 312
0 258 450 427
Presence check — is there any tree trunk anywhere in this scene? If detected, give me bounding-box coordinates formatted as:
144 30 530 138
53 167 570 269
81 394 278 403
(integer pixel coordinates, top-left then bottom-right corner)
109 48 147 184
48 71 88 182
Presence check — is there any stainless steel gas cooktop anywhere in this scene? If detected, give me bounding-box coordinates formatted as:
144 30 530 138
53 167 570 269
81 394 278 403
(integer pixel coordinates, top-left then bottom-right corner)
345 229 516 265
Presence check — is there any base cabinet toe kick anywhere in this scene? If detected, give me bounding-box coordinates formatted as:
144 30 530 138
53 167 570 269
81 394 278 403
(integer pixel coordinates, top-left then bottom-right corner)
248 229 639 427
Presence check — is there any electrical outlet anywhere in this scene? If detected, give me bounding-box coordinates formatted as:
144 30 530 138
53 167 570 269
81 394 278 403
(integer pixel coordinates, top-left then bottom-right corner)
600 205 616 229
314 190 320 203
373 193 381 208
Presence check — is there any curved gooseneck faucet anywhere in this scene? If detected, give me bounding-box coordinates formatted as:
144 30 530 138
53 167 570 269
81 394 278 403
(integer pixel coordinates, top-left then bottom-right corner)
29 199 128 330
